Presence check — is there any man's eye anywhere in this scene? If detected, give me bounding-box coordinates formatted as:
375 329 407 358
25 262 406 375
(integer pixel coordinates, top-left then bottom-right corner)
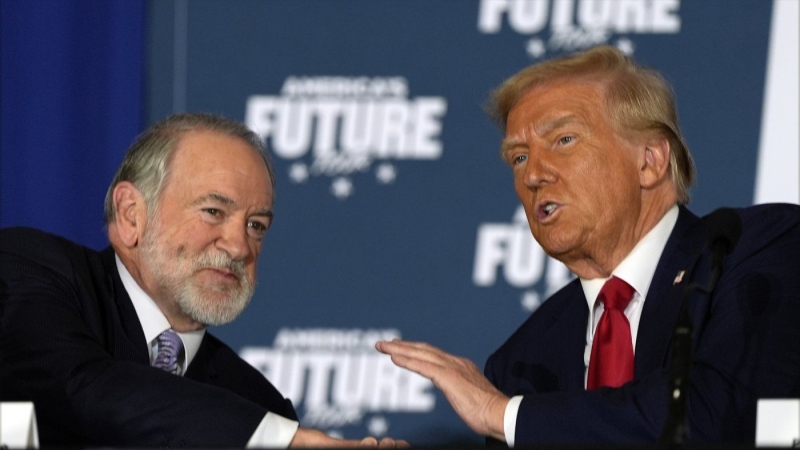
558 136 574 145
204 208 221 217
247 221 268 238
512 154 527 166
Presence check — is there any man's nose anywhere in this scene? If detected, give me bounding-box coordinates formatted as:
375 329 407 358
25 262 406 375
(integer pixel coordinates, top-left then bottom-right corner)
215 221 251 261
522 152 556 189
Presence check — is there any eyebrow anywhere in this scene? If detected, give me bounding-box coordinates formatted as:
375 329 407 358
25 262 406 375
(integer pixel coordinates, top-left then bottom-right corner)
194 192 274 219
196 192 235 205
500 114 583 158
252 209 274 220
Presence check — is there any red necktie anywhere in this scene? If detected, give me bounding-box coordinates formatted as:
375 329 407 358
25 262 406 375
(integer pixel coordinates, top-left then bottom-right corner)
587 276 635 390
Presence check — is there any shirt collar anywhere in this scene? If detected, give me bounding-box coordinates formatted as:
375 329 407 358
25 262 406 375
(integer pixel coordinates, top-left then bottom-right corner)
115 255 205 371
581 204 680 307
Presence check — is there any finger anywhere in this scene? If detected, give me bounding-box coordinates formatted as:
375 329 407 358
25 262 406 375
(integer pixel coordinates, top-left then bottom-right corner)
376 437 411 448
385 352 439 375
378 342 473 384
386 346 453 372
358 436 379 447
377 340 451 362
377 437 395 447
378 339 439 352
376 339 421 354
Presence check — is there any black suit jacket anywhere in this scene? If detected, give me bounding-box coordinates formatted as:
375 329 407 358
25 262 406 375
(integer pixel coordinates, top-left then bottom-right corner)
485 204 800 445
0 227 296 447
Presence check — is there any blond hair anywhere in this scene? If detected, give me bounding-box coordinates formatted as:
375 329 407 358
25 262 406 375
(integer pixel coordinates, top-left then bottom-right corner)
489 45 695 204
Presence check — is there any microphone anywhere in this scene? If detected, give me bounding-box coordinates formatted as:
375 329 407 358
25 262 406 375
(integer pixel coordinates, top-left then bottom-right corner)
660 208 742 445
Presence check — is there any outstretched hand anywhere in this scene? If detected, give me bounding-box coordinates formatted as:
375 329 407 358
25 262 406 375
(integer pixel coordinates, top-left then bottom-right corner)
375 339 508 442
290 428 409 448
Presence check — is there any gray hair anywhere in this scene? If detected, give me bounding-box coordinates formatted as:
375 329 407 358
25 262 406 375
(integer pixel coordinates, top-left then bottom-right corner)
103 112 274 223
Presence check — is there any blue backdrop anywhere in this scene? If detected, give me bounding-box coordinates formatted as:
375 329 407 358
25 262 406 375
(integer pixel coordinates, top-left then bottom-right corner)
1 0 145 249
2 0 798 445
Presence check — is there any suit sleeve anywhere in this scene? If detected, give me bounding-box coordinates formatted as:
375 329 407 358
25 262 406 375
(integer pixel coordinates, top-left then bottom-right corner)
496 206 800 445
0 232 283 447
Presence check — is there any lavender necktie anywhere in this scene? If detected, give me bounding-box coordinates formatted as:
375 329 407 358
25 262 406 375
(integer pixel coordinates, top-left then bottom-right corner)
153 329 184 375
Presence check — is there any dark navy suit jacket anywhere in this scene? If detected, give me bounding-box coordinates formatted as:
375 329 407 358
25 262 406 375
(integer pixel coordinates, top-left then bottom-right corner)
0 228 296 447
485 204 800 445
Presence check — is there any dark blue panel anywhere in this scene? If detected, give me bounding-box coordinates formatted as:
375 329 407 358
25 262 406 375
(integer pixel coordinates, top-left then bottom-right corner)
1 0 146 249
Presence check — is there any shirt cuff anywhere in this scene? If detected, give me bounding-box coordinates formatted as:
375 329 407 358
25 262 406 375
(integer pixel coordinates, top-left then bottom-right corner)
245 412 300 448
504 395 523 448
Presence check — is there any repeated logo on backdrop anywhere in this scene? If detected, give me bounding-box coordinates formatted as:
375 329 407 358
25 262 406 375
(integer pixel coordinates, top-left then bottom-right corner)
136 0 785 445
245 76 447 200
473 205 574 312
240 328 435 437
478 0 683 58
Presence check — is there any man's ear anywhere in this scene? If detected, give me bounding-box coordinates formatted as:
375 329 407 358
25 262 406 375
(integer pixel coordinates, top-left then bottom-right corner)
639 134 671 190
112 182 147 247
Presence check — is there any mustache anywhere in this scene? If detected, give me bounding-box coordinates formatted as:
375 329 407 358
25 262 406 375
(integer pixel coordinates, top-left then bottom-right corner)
192 251 247 279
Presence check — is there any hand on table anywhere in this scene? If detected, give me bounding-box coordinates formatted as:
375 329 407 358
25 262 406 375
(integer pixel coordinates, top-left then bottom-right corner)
290 427 409 448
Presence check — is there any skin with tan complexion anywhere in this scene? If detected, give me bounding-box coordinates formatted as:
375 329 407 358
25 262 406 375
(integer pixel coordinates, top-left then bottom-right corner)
502 79 676 279
109 130 273 333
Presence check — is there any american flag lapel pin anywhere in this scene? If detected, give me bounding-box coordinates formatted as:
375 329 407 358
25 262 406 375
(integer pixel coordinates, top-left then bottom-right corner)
673 270 686 285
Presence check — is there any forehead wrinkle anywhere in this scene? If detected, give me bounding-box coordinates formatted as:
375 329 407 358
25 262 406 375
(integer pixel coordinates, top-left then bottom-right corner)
534 114 582 137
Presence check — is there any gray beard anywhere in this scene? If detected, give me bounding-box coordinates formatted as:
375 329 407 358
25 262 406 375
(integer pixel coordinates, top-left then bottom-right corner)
139 220 255 326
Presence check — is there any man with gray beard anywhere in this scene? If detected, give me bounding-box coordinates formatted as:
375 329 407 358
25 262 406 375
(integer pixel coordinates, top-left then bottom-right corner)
0 113 405 449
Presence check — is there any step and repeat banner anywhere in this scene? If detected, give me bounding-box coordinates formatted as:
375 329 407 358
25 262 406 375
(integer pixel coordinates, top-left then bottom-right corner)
144 1 797 444
3 0 797 446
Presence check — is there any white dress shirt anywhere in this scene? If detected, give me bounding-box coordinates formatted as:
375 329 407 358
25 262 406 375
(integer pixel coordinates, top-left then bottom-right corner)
115 256 299 447
503 205 679 447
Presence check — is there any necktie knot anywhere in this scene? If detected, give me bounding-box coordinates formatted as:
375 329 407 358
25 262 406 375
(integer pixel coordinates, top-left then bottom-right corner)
599 276 635 311
153 329 184 375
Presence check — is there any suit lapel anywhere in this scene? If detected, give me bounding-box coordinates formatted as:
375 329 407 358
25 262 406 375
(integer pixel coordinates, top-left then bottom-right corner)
548 282 591 392
102 247 150 365
185 336 219 383
635 207 705 377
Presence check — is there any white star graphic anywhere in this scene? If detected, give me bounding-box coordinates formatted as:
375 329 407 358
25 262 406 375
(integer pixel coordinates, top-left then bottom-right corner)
367 416 389 437
375 163 397 184
331 177 354 200
616 38 635 56
526 38 547 59
521 291 542 312
288 163 309 184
